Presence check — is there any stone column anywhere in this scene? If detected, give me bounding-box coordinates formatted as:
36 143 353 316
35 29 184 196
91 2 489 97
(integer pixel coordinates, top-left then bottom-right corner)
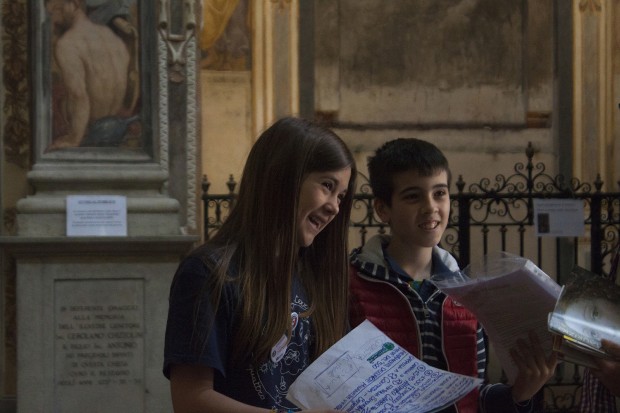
573 0 617 186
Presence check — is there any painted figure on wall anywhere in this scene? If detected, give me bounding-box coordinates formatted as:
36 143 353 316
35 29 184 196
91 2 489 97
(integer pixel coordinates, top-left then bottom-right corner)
45 0 141 152
201 0 251 71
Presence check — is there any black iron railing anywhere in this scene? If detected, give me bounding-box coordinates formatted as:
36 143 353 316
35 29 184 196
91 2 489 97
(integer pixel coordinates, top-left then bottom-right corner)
203 143 620 275
201 142 620 412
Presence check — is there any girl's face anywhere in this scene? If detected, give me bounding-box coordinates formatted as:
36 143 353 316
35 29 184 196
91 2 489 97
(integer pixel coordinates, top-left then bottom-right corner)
296 167 351 247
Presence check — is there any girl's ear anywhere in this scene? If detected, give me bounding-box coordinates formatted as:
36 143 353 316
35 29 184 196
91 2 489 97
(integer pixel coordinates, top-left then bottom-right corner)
373 198 391 224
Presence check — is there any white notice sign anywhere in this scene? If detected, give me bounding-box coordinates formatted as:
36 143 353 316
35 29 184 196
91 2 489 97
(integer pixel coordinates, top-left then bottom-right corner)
533 198 585 237
66 195 128 237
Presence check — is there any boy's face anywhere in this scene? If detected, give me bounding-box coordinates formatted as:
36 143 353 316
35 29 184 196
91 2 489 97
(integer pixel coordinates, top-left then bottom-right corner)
375 169 450 250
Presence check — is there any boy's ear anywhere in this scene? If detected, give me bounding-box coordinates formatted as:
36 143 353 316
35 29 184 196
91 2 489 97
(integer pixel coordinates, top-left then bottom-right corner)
373 198 391 224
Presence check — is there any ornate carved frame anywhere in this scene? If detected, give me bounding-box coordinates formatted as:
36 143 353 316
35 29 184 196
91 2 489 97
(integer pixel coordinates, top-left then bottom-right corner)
31 0 157 163
26 0 200 232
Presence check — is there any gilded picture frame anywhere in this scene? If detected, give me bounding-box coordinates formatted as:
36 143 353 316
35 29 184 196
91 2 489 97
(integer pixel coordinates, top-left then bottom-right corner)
32 0 156 163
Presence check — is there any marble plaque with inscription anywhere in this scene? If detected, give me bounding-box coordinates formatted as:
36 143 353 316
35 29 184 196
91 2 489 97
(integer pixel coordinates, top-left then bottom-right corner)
54 279 144 411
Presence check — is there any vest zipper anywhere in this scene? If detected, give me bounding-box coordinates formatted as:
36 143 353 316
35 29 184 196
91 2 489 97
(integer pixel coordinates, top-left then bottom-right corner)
422 304 430 319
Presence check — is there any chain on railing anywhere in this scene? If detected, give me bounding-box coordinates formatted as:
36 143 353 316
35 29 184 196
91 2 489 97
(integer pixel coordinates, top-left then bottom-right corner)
201 143 620 412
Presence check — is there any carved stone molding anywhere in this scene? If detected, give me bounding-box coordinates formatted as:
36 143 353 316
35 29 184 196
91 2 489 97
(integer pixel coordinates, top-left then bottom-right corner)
157 0 199 234
1 0 30 169
270 0 292 10
579 0 602 12
184 37 199 232
157 35 171 179
158 0 197 83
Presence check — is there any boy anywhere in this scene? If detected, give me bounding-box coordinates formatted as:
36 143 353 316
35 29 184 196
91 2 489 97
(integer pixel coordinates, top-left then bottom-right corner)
348 138 556 413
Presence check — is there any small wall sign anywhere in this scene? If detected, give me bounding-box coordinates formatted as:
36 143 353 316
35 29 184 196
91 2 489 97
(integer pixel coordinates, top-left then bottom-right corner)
533 199 585 237
66 195 128 237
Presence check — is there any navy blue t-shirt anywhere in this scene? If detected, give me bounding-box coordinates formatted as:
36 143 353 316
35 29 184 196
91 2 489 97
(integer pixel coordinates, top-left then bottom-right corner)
163 255 312 411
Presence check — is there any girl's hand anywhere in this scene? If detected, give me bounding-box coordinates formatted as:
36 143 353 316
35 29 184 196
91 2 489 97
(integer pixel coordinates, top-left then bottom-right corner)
509 331 557 402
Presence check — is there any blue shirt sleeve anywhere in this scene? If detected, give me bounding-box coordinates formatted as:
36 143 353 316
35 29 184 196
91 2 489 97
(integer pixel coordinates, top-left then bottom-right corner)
163 255 237 379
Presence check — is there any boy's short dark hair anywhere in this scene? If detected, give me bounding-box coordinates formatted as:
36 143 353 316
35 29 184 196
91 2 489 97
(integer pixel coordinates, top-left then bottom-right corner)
367 138 451 205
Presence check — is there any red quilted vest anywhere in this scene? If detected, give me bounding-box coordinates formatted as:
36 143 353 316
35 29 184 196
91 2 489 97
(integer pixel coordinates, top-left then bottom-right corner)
349 266 480 413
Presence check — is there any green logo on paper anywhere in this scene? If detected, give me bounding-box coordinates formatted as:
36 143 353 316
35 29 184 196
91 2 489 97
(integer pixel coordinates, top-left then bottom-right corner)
367 342 395 363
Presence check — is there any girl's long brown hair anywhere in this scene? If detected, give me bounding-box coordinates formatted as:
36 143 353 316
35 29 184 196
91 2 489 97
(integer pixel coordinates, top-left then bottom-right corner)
191 117 356 364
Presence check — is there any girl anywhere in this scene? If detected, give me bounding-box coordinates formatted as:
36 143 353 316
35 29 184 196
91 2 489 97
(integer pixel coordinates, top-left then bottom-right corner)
163 117 356 412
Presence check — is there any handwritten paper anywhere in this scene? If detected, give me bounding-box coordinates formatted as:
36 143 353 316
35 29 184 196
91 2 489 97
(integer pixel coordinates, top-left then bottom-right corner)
286 320 481 413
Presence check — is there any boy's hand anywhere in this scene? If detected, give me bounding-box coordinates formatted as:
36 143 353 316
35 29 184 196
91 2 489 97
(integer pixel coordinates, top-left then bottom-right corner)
509 331 557 402
600 338 620 358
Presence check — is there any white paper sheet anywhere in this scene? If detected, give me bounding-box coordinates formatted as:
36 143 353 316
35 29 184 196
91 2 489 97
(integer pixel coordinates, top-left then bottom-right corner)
533 198 585 237
66 195 128 237
432 255 562 383
286 320 482 413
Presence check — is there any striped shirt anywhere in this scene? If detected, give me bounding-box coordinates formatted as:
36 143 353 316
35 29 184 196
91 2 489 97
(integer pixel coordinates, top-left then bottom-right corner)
383 250 487 379
579 368 617 413
579 242 619 413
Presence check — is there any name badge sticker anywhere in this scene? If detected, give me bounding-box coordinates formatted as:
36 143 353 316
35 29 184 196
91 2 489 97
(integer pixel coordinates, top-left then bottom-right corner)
270 312 298 363
291 312 298 330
